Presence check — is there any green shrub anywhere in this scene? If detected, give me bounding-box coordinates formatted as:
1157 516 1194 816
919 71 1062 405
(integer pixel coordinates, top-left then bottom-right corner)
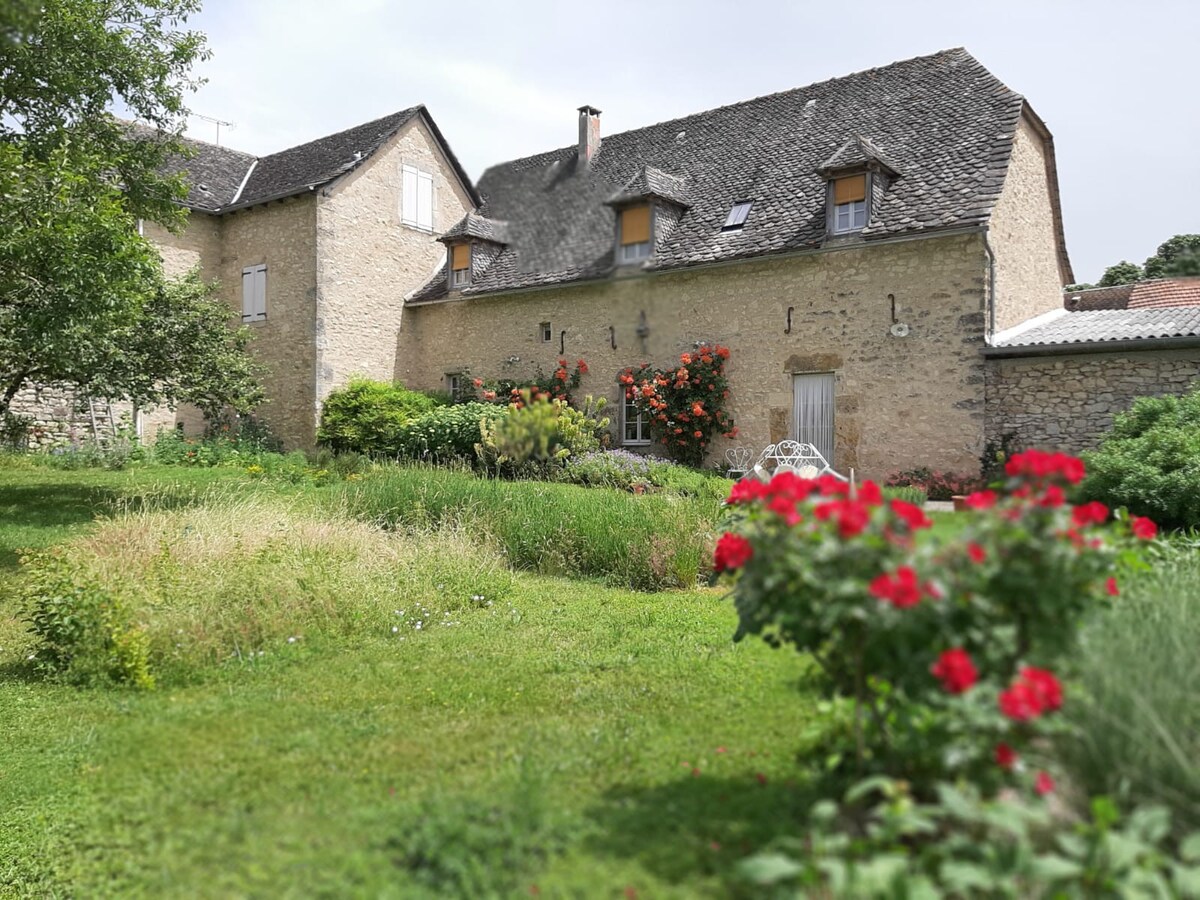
317 378 442 455
741 778 1200 897
1081 388 1200 529
884 467 984 501
394 403 506 461
881 485 928 506
337 466 717 590
476 394 608 472
1063 549 1200 833
18 550 155 689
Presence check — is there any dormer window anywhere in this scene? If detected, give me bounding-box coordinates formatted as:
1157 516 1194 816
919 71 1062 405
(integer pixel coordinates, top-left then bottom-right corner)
449 243 471 287
618 205 652 264
831 174 868 234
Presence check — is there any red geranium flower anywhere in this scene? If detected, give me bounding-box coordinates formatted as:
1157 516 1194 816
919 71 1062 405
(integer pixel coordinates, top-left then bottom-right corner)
1106 576 1119 596
930 648 978 694
857 481 883 505
869 566 925 609
967 542 987 563
1034 771 1055 796
727 480 768 505
1038 485 1066 508
891 499 932 530
998 682 1043 721
1131 516 1158 540
713 533 753 573
965 490 997 510
1019 667 1063 712
814 498 871 539
995 743 1017 770
1072 501 1109 527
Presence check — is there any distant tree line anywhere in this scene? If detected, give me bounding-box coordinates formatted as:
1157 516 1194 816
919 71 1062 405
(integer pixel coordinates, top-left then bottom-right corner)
1068 234 1200 291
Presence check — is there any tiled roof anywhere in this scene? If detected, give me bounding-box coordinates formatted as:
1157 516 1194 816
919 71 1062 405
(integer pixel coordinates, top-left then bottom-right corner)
1063 283 1134 311
155 106 478 214
411 48 1059 303
439 213 509 244
995 307 1200 347
1129 277 1200 309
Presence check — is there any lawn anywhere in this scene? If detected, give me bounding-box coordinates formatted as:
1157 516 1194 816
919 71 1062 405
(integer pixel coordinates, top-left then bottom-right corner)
0 465 822 897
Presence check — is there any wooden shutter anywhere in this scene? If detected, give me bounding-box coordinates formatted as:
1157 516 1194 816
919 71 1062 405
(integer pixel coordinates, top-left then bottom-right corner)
620 205 651 245
241 265 266 321
417 171 434 230
833 174 866 204
401 165 418 224
451 243 470 270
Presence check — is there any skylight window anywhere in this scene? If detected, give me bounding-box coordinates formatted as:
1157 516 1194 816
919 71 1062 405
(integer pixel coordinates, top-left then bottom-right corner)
722 200 753 231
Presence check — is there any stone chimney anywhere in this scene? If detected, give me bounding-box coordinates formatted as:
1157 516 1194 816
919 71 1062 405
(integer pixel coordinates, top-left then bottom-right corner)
577 105 602 167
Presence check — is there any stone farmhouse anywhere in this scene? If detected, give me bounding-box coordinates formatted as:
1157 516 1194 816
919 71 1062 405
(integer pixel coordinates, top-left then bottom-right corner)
17 48 1200 475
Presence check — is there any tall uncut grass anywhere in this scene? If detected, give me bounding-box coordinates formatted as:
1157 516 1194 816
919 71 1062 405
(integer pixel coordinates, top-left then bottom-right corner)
335 466 719 590
1063 550 1200 832
11 493 516 685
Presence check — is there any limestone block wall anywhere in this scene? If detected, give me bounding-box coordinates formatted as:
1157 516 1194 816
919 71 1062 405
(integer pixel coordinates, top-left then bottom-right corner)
989 115 1068 332
315 117 474 409
142 214 222 280
985 348 1200 453
400 232 990 479
217 196 319 448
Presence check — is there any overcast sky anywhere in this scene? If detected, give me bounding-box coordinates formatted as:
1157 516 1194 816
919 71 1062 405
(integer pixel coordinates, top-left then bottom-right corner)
181 0 1198 284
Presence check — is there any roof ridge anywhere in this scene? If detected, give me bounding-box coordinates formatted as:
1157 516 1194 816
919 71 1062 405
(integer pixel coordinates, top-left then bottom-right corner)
481 47 986 177
252 105 422 163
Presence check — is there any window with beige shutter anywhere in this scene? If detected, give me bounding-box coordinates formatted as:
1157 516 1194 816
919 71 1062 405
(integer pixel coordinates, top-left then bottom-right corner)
449 243 471 287
831 174 868 234
618 204 652 263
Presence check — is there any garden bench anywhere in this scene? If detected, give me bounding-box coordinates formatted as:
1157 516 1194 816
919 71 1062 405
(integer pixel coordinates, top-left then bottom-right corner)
745 440 848 483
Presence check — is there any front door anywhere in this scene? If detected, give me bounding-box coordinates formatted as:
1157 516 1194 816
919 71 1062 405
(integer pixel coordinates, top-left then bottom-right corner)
792 373 835 465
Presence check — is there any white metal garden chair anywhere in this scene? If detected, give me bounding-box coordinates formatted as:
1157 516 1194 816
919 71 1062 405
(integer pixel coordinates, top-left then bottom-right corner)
724 446 754 479
746 440 848 483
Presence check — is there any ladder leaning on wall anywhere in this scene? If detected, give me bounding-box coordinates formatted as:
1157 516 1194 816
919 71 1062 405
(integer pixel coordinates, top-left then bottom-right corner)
86 396 119 446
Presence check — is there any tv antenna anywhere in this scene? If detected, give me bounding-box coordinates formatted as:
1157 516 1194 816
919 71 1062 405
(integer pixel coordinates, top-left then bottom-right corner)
191 112 234 146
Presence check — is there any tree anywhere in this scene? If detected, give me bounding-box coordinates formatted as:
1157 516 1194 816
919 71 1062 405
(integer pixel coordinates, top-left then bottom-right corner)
1143 234 1200 279
0 1 262 421
1097 260 1143 287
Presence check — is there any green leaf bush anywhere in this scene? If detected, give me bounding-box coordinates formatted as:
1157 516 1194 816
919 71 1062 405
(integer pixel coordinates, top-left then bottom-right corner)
393 403 506 461
1080 387 1200 529
317 378 443 455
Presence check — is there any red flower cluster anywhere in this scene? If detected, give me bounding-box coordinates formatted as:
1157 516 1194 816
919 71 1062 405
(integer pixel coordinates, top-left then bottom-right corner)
930 648 978 694
994 743 1017 770
713 532 753 573
998 667 1063 721
1071 501 1109 527
1131 515 1158 540
869 565 938 609
1005 449 1086 484
965 490 997 510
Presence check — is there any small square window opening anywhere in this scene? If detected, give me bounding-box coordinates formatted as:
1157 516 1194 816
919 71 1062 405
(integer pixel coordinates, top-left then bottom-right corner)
623 394 650 445
831 174 868 235
445 373 462 398
540 322 552 343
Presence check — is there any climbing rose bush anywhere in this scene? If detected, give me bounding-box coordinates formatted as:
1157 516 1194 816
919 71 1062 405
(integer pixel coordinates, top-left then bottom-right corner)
463 358 589 407
620 344 736 467
717 449 1154 796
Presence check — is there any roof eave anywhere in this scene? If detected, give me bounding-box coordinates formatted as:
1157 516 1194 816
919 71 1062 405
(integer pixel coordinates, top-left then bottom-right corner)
983 334 1200 358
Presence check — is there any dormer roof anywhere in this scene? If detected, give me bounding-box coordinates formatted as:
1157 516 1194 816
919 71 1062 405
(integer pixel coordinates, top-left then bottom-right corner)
438 213 510 245
605 166 692 209
816 135 903 178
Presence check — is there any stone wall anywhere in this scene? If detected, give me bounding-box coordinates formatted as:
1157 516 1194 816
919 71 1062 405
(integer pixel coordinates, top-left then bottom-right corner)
8 385 133 450
985 348 1200 453
400 232 991 479
989 115 1068 332
315 117 474 410
142 214 222 280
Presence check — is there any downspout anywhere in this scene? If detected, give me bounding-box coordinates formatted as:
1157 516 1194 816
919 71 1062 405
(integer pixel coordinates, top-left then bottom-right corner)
983 226 997 345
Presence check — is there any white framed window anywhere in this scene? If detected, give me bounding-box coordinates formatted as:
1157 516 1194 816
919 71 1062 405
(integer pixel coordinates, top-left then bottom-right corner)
451 268 470 286
831 174 868 234
445 373 465 400
401 164 434 231
619 241 651 263
540 322 552 343
623 393 650 445
241 264 267 322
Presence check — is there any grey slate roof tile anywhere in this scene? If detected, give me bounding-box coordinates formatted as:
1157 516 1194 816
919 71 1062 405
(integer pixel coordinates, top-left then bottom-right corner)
410 48 1038 304
997 307 1200 347
439 213 510 244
